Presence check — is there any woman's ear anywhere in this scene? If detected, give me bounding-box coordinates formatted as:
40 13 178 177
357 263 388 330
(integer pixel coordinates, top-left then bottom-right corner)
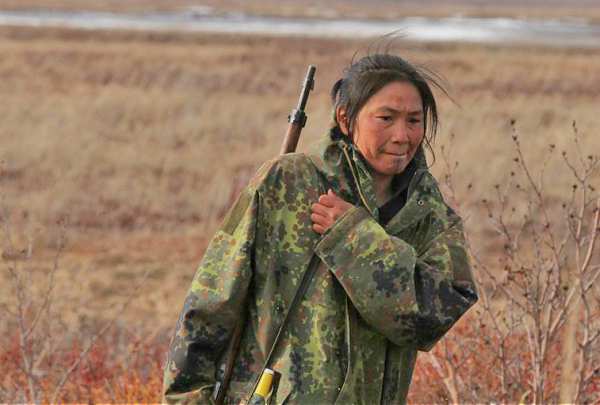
335 107 350 136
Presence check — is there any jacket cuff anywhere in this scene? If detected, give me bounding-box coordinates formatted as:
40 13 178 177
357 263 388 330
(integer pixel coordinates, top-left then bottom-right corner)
314 206 371 261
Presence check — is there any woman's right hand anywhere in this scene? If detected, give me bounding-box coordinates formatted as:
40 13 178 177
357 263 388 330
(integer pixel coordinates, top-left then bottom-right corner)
310 189 354 235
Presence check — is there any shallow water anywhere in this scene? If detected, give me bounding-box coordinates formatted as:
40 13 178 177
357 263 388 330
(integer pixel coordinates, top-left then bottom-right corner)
1 8 600 48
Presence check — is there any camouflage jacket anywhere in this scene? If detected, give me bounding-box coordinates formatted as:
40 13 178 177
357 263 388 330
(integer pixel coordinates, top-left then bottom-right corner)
163 130 478 405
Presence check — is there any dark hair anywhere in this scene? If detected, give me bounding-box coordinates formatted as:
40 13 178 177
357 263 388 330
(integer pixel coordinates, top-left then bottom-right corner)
331 53 448 161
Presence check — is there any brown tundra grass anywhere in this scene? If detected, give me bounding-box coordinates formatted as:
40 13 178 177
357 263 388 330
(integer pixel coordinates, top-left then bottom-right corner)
0 26 599 403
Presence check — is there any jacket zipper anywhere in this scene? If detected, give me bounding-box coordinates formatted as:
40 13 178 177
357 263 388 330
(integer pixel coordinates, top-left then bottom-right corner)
340 144 376 217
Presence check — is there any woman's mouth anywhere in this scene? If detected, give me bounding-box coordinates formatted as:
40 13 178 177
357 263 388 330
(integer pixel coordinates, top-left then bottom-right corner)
385 151 409 159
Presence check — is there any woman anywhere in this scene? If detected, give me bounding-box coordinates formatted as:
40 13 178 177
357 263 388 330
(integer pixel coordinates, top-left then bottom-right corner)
163 53 478 404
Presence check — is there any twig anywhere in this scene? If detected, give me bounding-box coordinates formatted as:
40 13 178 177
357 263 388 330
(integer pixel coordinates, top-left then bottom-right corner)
50 267 151 404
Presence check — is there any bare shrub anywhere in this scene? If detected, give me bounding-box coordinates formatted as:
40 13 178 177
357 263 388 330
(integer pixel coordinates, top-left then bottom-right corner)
0 193 156 403
410 122 599 404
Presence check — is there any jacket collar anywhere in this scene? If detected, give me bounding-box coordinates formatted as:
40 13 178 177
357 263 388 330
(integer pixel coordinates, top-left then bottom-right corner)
307 127 429 221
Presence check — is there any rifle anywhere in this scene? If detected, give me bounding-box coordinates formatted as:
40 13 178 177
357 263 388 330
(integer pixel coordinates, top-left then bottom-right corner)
213 64 316 405
280 65 316 154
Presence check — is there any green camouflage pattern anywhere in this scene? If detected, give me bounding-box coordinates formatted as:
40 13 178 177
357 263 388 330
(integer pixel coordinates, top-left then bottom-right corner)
163 130 478 404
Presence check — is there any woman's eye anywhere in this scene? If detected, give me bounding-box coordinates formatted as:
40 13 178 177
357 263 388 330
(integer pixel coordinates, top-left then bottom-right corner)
376 116 392 122
408 118 422 125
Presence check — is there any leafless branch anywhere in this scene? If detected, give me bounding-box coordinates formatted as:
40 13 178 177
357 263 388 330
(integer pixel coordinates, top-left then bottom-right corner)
50 267 151 403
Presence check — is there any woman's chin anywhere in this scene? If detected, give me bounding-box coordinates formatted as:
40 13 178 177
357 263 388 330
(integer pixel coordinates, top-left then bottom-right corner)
389 158 411 174
373 164 407 178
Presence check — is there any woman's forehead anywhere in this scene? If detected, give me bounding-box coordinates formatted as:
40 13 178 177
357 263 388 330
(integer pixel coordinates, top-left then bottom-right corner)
365 82 422 110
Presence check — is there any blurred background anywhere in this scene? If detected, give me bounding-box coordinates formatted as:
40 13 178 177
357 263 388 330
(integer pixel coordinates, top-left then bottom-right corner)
0 1 598 403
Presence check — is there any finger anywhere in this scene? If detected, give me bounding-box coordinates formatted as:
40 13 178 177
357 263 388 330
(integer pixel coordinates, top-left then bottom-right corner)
331 207 346 219
311 203 331 217
318 193 336 207
312 223 326 234
325 190 350 207
311 211 334 228
310 212 329 225
339 199 354 210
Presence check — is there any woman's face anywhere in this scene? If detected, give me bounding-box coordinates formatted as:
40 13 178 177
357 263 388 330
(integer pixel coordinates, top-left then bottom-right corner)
338 81 425 179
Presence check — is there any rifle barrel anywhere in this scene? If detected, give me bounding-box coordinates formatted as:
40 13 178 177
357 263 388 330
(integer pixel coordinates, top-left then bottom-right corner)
296 65 316 111
280 65 316 155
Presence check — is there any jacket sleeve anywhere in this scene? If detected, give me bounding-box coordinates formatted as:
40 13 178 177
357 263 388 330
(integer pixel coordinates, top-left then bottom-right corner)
162 181 261 404
313 205 478 351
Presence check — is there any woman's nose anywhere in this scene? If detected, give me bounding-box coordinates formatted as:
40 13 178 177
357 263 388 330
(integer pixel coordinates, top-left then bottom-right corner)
391 121 410 142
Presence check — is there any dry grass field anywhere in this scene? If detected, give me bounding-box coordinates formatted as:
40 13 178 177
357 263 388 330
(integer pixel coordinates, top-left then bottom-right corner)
0 13 598 403
1 25 597 325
